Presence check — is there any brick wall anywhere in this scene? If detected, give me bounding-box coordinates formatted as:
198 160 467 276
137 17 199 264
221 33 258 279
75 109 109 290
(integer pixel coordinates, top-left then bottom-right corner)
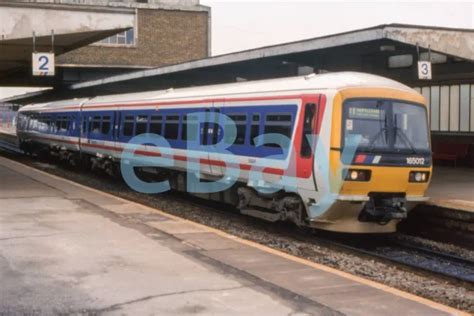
57 8 209 67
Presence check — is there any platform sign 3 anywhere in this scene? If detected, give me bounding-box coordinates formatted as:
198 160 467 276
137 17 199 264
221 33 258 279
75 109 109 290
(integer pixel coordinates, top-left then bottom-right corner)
417 61 432 80
32 53 55 77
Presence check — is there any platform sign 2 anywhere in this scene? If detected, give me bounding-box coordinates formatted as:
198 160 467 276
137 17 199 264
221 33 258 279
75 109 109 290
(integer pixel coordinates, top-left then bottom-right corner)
32 53 55 77
417 61 432 80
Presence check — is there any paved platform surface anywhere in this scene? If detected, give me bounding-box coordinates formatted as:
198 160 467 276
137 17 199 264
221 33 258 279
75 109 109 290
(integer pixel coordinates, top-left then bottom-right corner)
0 156 466 315
427 166 474 212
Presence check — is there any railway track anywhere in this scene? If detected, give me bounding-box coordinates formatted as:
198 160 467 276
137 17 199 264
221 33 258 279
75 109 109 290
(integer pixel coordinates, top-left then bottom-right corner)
308 234 474 284
1 139 473 286
0 139 22 155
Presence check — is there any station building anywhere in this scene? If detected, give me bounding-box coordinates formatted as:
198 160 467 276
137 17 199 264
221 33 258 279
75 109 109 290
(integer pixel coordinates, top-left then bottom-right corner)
0 0 211 87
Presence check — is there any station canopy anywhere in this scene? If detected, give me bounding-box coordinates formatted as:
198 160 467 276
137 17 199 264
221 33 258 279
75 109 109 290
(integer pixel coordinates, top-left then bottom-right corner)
0 1 134 87
2 24 474 104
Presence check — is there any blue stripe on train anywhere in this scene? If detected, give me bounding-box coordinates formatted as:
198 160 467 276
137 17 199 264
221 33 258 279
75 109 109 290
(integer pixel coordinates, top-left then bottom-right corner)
20 104 299 160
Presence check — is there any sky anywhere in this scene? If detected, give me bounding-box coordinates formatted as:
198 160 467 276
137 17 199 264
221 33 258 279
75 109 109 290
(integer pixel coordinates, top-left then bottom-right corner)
1 0 473 100
201 0 474 56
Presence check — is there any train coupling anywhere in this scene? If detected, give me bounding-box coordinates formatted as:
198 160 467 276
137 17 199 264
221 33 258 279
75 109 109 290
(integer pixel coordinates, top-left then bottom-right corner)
359 195 408 225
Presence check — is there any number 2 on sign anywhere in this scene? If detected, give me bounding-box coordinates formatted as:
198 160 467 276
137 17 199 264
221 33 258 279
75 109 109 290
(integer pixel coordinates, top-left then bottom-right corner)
39 56 49 71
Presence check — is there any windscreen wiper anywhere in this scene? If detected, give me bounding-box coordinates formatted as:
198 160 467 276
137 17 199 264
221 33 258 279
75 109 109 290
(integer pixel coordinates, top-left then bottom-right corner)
394 117 419 155
367 114 389 152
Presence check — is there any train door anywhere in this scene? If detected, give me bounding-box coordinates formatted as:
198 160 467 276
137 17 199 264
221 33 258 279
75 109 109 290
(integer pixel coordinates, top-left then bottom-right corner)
78 99 89 153
208 100 225 177
197 107 213 176
297 95 325 192
219 102 250 184
112 109 120 155
117 110 138 159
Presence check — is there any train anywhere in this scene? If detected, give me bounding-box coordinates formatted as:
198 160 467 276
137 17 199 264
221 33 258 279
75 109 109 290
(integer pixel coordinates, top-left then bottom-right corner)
16 72 432 233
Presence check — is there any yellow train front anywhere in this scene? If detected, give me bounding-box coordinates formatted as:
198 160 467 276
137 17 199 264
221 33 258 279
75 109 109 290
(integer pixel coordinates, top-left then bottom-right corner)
309 86 432 233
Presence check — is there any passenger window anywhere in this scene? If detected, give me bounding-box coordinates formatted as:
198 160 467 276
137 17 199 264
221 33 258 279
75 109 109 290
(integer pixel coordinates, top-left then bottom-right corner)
38 115 49 132
61 116 69 131
135 115 148 135
164 115 180 140
301 103 317 158
90 116 101 134
224 114 247 145
44 117 51 132
182 114 198 141
250 114 261 146
55 116 61 132
101 116 111 135
123 115 134 136
264 114 293 147
150 115 162 134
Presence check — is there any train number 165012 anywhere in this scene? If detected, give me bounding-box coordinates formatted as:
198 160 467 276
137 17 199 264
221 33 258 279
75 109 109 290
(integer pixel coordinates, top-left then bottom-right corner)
406 157 425 165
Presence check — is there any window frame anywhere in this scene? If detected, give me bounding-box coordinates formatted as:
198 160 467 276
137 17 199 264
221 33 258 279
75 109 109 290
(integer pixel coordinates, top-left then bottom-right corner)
94 28 136 48
224 113 248 146
164 115 181 140
135 115 149 135
263 112 294 148
149 115 163 135
122 115 135 137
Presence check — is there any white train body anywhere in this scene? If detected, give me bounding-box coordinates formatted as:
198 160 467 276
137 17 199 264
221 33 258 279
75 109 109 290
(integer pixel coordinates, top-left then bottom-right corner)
17 72 433 233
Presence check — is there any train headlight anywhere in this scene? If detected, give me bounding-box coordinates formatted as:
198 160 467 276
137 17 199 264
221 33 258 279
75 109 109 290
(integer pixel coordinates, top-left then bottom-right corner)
350 171 359 180
344 169 371 182
409 171 430 183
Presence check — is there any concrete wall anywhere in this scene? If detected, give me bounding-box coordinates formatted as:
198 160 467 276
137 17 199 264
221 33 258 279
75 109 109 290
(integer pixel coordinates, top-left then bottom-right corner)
0 5 135 40
57 8 209 67
7 0 205 11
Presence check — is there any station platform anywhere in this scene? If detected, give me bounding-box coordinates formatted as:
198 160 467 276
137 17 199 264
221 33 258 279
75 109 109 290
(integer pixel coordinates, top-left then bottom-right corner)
427 167 474 213
0 156 466 315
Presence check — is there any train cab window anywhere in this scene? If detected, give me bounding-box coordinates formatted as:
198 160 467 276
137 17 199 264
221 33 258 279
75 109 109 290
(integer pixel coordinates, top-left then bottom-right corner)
224 114 247 145
301 103 317 158
90 116 101 134
264 114 293 147
149 115 162 135
182 114 198 141
101 116 111 135
250 114 261 146
164 115 180 140
135 115 148 135
123 115 134 136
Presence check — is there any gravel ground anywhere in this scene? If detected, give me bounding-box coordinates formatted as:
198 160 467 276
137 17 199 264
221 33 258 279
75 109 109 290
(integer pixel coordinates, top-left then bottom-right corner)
3 152 474 313
394 234 474 262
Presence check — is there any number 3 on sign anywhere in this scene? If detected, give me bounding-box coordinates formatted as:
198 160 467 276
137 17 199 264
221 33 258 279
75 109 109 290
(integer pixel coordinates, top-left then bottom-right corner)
32 53 55 77
417 61 432 80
